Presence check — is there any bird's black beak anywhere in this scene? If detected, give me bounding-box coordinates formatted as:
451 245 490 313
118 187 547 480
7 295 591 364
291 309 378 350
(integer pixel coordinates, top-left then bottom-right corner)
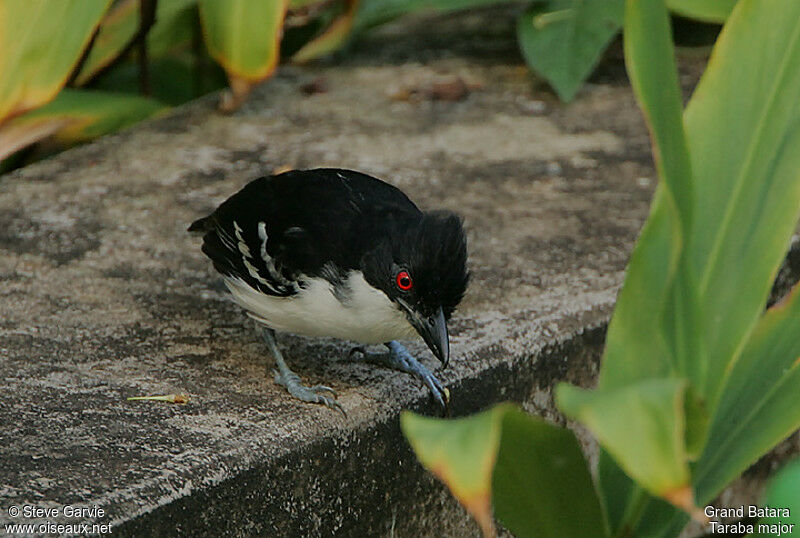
403 304 449 368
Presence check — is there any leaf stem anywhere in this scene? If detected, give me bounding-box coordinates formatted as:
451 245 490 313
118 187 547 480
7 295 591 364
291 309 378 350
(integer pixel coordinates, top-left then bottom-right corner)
532 9 575 30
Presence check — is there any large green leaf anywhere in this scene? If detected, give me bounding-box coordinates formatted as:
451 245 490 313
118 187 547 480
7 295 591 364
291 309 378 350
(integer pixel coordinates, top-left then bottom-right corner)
0 89 164 160
516 0 623 102
557 379 693 508
401 405 606 538
694 282 800 502
666 0 736 23
198 0 288 110
0 0 110 123
683 0 800 409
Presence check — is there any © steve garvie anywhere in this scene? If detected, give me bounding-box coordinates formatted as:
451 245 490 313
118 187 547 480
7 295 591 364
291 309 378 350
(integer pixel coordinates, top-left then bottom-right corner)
189 168 469 414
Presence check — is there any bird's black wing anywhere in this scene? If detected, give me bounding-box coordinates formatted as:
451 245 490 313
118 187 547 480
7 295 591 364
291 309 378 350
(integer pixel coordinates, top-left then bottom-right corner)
189 168 422 296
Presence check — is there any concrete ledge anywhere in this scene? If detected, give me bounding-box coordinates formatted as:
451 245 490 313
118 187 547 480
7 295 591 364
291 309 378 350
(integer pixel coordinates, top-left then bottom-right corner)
1 9 794 537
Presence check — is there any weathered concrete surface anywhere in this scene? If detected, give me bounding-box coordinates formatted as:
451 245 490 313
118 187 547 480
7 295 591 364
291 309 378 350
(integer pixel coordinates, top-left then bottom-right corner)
0 8 795 537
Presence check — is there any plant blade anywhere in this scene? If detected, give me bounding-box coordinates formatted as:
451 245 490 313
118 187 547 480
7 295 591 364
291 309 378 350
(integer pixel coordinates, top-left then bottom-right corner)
198 0 288 110
0 0 111 123
401 407 505 537
683 0 800 408
73 0 139 86
597 0 691 391
695 281 800 502
0 89 164 159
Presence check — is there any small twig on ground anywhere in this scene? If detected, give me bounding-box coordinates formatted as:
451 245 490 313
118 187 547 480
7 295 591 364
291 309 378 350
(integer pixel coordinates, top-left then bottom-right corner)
127 393 190 404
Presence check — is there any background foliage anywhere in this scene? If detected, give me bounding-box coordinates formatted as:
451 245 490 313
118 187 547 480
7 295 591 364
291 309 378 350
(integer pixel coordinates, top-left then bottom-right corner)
402 0 800 536
1 0 727 172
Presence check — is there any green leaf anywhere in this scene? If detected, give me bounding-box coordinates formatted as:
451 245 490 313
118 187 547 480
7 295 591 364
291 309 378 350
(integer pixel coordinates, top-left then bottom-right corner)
597 0 691 391
666 0 736 23
0 0 111 123
401 407 503 537
591 0 800 533
683 0 800 409
401 404 606 538
198 0 288 110
516 0 623 102
492 409 607 538
755 459 800 535
597 451 685 537
75 0 200 86
292 0 360 63
571 8 701 516
148 0 199 58
695 282 800 502
74 0 139 86
0 89 164 159
557 379 693 509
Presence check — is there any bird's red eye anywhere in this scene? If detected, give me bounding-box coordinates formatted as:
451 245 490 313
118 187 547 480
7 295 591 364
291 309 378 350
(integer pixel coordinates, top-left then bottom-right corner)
396 270 413 291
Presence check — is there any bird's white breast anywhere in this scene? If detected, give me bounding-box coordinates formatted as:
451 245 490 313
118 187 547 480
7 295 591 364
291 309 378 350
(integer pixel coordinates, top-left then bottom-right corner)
223 271 417 344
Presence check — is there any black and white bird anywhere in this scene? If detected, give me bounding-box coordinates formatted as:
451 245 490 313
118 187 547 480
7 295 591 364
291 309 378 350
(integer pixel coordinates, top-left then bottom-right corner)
189 168 469 413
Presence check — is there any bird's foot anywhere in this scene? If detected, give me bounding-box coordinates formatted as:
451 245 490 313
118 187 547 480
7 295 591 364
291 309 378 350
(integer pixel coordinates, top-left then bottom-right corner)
272 368 345 416
350 341 450 413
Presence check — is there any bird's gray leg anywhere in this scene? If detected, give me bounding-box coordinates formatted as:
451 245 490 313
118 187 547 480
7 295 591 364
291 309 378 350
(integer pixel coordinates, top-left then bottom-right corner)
350 341 449 411
259 326 344 415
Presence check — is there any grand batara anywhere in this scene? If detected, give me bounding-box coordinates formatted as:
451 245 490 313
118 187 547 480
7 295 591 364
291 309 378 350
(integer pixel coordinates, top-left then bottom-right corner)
190 168 469 413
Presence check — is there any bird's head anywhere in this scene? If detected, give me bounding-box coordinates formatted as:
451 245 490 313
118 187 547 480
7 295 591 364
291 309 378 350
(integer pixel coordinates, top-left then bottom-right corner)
361 211 469 368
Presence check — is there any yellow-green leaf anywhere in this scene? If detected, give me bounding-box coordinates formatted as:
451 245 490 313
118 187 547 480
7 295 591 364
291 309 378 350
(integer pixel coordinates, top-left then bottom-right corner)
73 0 139 86
557 379 694 511
0 89 164 159
492 409 606 538
0 0 111 123
597 0 691 391
682 0 800 409
401 407 504 536
199 0 288 111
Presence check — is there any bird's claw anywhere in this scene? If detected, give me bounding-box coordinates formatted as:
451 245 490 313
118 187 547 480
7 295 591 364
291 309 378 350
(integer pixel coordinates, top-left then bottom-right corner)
349 346 367 360
349 343 450 415
272 369 346 417
416 366 450 415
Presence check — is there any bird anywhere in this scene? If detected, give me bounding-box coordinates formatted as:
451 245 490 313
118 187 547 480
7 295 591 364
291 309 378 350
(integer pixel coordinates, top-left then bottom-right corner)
189 168 469 413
